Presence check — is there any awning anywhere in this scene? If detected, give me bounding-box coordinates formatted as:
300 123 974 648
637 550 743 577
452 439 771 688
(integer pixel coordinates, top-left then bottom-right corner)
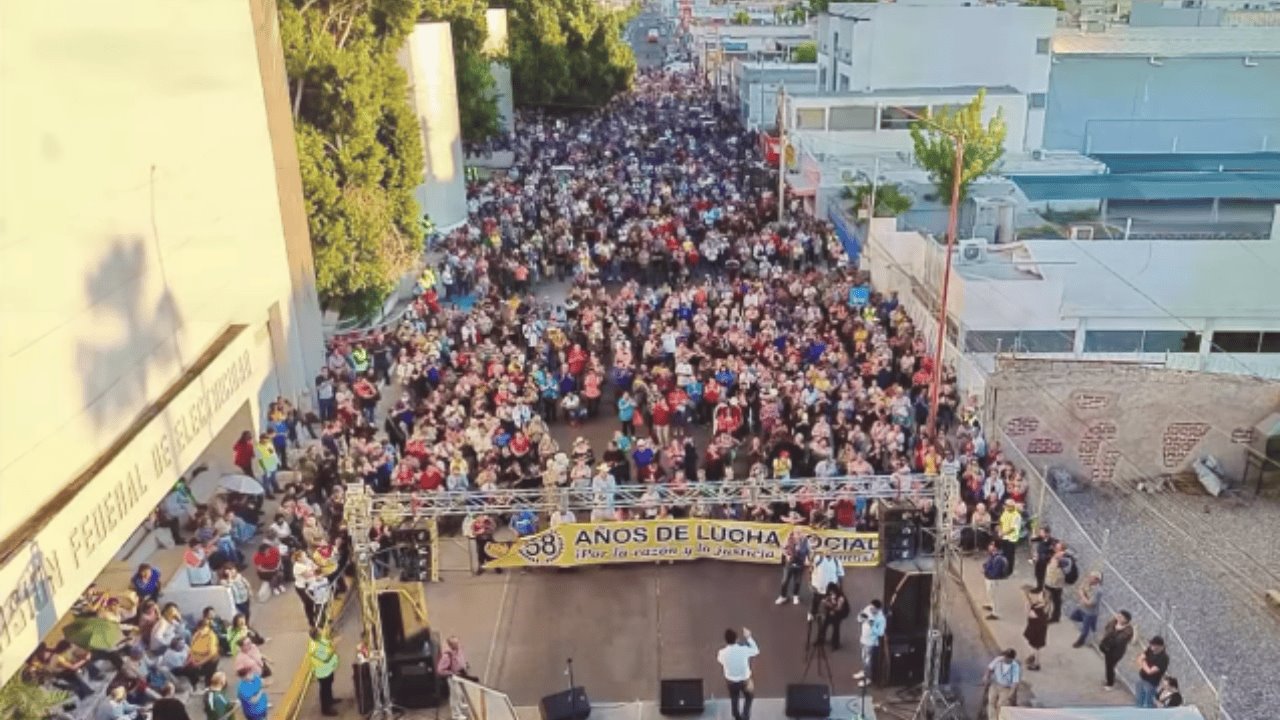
1009 171 1280 201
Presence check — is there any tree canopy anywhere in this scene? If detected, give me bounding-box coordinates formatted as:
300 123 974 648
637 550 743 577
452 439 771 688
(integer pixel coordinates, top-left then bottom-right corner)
792 41 817 63
908 89 1007 203
731 9 751 24
419 0 501 142
845 181 913 218
280 0 426 317
505 0 637 108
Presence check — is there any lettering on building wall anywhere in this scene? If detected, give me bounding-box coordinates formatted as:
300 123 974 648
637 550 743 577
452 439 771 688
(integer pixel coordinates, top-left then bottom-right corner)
1078 421 1118 470
1026 437 1064 455
1092 449 1121 483
0 347 254 663
0 549 65 654
1004 416 1040 437
1072 391 1113 412
1231 427 1254 444
1162 422 1211 468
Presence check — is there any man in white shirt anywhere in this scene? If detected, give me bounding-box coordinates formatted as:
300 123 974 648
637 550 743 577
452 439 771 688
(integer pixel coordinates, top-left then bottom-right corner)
716 628 759 720
851 600 886 687
808 551 845 621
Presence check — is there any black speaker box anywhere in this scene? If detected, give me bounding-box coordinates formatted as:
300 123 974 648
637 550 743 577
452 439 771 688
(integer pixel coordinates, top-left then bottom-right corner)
353 661 374 716
378 591 407 653
882 521 919 562
390 664 441 708
880 636 927 688
659 678 704 715
539 687 591 720
784 683 830 718
883 560 933 636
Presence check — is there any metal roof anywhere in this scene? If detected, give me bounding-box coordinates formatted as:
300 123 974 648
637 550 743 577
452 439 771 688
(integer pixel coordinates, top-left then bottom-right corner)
1052 27 1280 56
1009 171 1280 201
1092 152 1280 174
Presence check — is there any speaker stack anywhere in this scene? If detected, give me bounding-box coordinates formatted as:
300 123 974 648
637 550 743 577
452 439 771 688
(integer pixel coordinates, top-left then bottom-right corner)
539 687 591 720
878 499 920 563
659 678 704 716
879 557 952 687
784 683 831 718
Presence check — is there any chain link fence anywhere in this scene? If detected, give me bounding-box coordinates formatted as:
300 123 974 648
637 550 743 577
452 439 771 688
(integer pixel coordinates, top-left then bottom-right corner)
997 430 1232 720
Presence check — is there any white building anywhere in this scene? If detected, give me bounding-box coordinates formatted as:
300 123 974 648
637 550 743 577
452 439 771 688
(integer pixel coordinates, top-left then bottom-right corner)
863 207 1280 393
729 61 819 129
0 0 323 683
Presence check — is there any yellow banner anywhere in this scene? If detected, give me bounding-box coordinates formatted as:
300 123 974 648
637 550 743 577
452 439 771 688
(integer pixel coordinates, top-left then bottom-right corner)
482 520 880 569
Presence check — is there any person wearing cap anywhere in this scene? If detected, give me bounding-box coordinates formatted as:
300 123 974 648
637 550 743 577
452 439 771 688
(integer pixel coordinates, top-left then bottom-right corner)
1098 610 1135 690
591 463 617 521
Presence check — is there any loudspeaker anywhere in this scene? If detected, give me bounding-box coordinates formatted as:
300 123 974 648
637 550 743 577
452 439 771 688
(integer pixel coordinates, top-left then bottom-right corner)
390 664 440 708
882 521 919 562
539 687 591 720
881 636 927 687
784 683 830 718
938 632 954 685
877 499 918 524
659 678 704 715
353 661 374 716
378 591 407 653
883 560 933 636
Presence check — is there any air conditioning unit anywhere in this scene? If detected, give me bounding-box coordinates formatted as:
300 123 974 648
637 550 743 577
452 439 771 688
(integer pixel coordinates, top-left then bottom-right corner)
956 238 988 264
1031 148 1045 161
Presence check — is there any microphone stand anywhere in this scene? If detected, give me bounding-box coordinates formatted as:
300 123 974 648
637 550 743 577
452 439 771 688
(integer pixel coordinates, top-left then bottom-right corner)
566 658 578 718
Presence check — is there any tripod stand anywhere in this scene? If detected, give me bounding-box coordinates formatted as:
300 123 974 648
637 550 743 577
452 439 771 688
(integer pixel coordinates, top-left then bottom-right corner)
801 614 833 686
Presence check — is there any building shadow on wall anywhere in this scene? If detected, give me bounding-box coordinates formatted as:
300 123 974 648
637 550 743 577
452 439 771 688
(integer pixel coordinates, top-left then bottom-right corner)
76 236 184 432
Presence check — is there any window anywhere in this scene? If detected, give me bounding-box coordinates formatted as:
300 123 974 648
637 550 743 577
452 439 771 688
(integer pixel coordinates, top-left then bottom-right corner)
879 105 927 130
1084 330 1142 353
795 108 826 129
838 74 851 91
1029 93 1047 109
1036 37 1051 55
1143 331 1201 353
1262 333 1280 353
1017 331 1075 353
965 331 1019 353
1212 331 1263 353
828 106 877 131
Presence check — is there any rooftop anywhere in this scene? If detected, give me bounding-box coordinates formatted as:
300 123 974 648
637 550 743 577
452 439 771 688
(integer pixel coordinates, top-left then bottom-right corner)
1010 171 1280 201
788 84 1021 99
1051 26 1280 56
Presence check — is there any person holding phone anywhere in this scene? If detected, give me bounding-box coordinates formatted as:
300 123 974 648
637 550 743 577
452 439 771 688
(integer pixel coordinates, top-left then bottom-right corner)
716 627 759 720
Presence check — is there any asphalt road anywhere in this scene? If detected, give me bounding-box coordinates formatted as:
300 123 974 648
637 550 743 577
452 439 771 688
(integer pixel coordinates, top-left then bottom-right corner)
627 7 669 70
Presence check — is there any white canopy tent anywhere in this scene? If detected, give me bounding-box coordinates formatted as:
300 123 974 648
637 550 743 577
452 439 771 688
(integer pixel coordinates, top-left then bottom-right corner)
1001 708 1206 720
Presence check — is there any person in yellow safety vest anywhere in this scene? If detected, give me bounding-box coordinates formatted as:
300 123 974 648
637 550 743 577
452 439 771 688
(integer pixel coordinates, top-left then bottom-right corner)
307 628 341 716
997 499 1023 577
420 266 437 293
350 345 371 376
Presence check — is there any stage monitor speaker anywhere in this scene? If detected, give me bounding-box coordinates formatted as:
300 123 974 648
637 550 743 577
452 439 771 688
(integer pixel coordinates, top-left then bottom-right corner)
539 687 591 720
882 521 919 562
784 683 830 718
877 499 918 525
883 560 933 636
880 636 927 688
390 664 441 709
659 678 704 715
378 591 407 653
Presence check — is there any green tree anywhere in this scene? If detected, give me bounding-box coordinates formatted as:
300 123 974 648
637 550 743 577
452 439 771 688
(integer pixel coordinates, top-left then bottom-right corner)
1023 0 1066 10
792 41 817 63
281 0 426 317
0 678 72 720
844 181 913 218
507 0 637 109
808 0 829 12
908 89 1007 202
731 9 751 24
419 0 501 142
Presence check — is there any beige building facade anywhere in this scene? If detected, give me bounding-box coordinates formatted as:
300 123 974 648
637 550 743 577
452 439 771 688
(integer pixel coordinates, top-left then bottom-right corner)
0 0 323 682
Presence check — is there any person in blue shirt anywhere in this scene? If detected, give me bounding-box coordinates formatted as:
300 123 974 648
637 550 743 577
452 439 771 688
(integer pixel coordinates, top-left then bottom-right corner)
632 440 656 474
511 509 538 536
131 564 162 603
617 392 637 436
236 666 269 720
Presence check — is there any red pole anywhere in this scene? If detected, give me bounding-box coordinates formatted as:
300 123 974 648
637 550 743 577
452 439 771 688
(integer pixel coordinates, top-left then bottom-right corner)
926 137 965 441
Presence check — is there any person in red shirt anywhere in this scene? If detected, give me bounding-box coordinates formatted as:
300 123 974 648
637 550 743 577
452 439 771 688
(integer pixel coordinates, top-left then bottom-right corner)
418 463 444 491
233 431 256 477
252 544 285 595
651 396 672 445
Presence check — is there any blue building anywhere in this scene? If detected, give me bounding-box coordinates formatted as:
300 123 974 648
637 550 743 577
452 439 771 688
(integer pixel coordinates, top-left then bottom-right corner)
1042 27 1280 155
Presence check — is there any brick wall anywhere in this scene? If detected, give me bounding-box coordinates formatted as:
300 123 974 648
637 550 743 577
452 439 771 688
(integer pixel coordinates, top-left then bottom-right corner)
989 359 1280 484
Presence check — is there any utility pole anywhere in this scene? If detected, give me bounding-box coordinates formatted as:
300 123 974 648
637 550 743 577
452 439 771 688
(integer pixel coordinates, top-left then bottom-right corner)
777 83 787 225
925 137 965 440
867 155 881 222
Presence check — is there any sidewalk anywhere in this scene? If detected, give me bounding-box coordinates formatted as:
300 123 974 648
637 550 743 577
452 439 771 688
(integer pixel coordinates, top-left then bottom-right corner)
955 551 1135 710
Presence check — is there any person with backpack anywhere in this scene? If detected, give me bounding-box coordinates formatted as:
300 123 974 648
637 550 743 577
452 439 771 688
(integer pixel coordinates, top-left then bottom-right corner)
1070 571 1103 647
982 540 1010 620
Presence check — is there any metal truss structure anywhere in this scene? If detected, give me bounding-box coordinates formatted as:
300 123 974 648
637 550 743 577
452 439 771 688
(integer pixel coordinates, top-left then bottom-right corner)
344 474 939 719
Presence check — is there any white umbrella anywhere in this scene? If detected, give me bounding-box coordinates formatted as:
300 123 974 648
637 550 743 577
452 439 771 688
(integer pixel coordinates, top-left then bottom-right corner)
219 473 265 495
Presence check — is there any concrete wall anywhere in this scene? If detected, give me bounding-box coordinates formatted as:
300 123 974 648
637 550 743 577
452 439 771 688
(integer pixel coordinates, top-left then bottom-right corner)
1043 55 1280 153
988 359 1280 486
401 22 468 229
0 0 321 542
484 9 515 135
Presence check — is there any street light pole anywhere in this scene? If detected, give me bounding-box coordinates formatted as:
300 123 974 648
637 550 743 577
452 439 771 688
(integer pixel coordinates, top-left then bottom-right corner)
777 83 787 225
925 137 965 441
